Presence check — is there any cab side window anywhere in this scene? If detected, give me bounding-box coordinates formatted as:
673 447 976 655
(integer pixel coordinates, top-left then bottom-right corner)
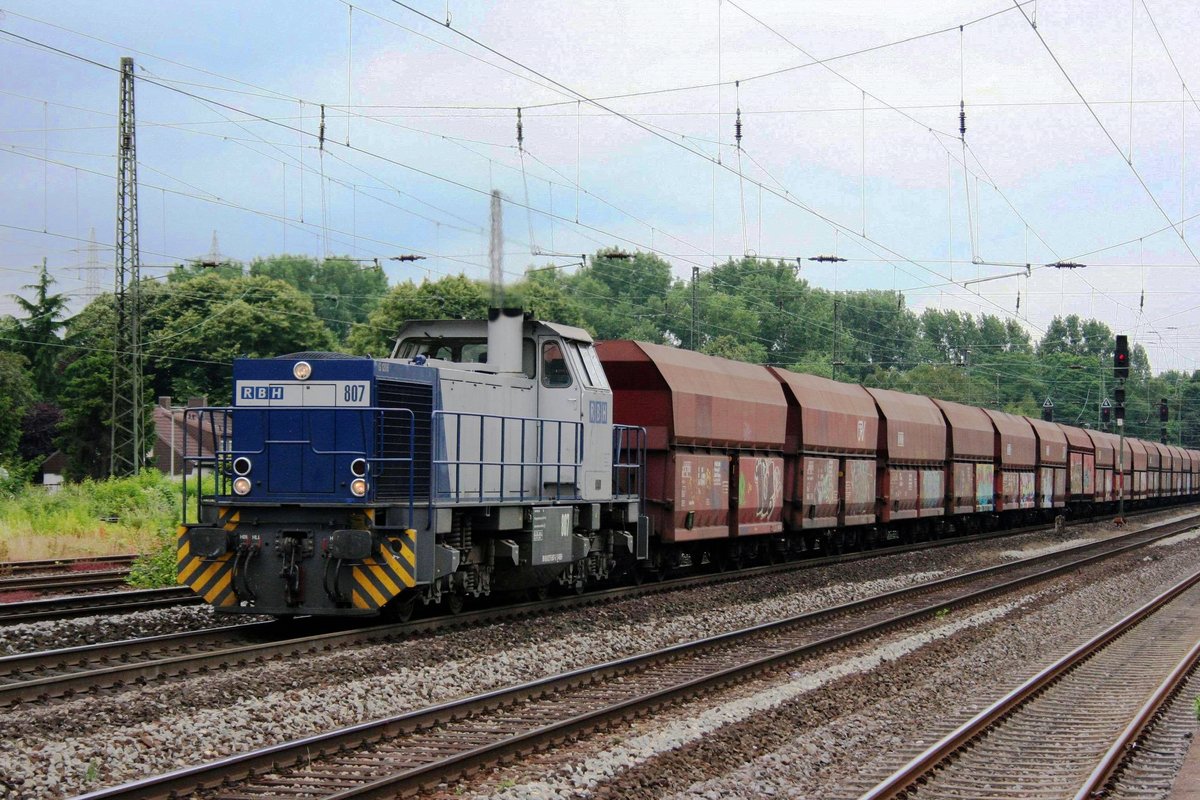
541 340 572 388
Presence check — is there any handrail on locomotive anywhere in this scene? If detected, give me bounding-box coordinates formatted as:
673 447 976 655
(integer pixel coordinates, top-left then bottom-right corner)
181 406 647 530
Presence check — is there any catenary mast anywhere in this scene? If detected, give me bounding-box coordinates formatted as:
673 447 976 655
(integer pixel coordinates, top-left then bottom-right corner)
110 56 143 477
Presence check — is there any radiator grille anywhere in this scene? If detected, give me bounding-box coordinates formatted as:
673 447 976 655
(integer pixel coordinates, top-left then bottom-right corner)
376 379 433 500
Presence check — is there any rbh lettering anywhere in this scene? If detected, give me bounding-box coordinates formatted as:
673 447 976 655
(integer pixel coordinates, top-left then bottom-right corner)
239 385 284 400
589 400 608 424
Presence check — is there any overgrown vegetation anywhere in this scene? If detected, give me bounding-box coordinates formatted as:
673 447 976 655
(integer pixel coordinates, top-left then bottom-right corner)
0 471 180 563
126 540 178 589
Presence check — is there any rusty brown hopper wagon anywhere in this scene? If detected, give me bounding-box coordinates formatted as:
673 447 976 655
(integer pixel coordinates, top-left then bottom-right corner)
596 341 787 543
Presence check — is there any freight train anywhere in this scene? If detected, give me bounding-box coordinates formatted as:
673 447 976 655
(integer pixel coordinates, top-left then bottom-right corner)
177 309 1197 618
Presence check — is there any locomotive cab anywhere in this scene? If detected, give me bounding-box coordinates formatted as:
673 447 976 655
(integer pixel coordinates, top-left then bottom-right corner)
392 312 614 502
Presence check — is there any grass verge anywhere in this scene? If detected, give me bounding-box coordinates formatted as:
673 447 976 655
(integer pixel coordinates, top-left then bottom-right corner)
0 471 184 587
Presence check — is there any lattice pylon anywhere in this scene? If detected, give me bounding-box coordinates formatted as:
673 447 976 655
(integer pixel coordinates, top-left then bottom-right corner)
109 56 143 477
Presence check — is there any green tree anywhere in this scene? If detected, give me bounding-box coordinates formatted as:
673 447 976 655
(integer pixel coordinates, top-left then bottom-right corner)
1038 315 1113 359
9 263 68 397
144 272 336 402
565 252 673 344
836 290 919 379
346 274 490 356
663 270 763 356
0 352 36 464
701 258 828 365
167 260 243 283
249 255 389 341
506 270 588 329
56 297 116 479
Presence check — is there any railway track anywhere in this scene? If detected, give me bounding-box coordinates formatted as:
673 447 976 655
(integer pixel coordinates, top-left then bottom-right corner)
8 512 1198 710
72 513 1200 800
0 586 201 625
0 554 141 601
0 553 138 577
856 567 1200 800
0 506 1187 629
0 569 134 596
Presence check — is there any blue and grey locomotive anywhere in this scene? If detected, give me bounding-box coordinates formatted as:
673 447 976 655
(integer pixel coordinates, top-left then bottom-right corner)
177 308 649 618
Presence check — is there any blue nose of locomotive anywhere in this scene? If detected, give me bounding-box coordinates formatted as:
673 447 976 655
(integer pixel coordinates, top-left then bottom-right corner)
177 354 439 617
230 354 381 502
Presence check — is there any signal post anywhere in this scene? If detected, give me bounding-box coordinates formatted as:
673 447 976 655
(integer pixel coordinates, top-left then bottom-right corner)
1114 335 1128 523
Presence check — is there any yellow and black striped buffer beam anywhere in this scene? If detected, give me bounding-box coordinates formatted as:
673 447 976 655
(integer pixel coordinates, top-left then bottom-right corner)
350 529 418 611
176 516 239 608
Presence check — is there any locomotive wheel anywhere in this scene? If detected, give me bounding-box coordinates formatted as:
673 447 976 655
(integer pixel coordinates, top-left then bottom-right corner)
384 595 416 623
446 593 465 615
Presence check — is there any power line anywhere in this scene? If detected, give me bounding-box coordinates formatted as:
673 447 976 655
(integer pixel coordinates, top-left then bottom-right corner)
382 1 1043 332
1011 0 1200 269
343 0 1038 115
3 5 1187 368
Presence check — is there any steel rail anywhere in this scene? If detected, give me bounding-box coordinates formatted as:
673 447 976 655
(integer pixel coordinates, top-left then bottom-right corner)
11 513 1199 710
0 569 133 593
857 569 1200 800
72 514 1200 799
0 554 138 576
0 586 201 624
1071 635 1200 800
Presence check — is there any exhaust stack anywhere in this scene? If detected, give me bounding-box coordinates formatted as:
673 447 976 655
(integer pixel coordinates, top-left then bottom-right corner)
487 307 524 373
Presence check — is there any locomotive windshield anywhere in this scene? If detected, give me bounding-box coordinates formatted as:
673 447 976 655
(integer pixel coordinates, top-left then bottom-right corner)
396 336 536 378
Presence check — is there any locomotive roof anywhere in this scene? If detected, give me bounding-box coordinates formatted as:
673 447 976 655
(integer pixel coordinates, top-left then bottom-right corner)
392 317 593 343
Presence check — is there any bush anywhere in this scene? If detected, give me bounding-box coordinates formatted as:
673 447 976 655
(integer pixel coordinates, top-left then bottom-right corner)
127 537 178 588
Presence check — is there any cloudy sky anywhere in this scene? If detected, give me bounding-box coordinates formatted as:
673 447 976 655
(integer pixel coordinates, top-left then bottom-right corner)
2 0 1200 372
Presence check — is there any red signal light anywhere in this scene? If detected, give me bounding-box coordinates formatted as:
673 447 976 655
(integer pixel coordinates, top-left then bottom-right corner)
1114 335 1130 380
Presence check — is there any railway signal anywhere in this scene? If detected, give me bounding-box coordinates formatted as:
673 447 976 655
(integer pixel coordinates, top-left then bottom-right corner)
1161 397 1169 444
1100 398 1111 425
1114 335 1129 381
1113 334 1129 522
1042 398 1054 422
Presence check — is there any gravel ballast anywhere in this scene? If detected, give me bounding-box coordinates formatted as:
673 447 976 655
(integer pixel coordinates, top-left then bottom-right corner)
454 538 1200 799
0 605 241 657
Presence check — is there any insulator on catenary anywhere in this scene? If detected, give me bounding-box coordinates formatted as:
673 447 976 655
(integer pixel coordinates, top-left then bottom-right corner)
735 108 743 146
319 104 326 150
516 107 524 151
959 101 966 140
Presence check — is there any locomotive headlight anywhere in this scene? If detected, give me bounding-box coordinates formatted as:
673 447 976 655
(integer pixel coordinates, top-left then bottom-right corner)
350 458 367 478
350 478 368 497
292 361 312 380
232 457 252 476
232 476 252 496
